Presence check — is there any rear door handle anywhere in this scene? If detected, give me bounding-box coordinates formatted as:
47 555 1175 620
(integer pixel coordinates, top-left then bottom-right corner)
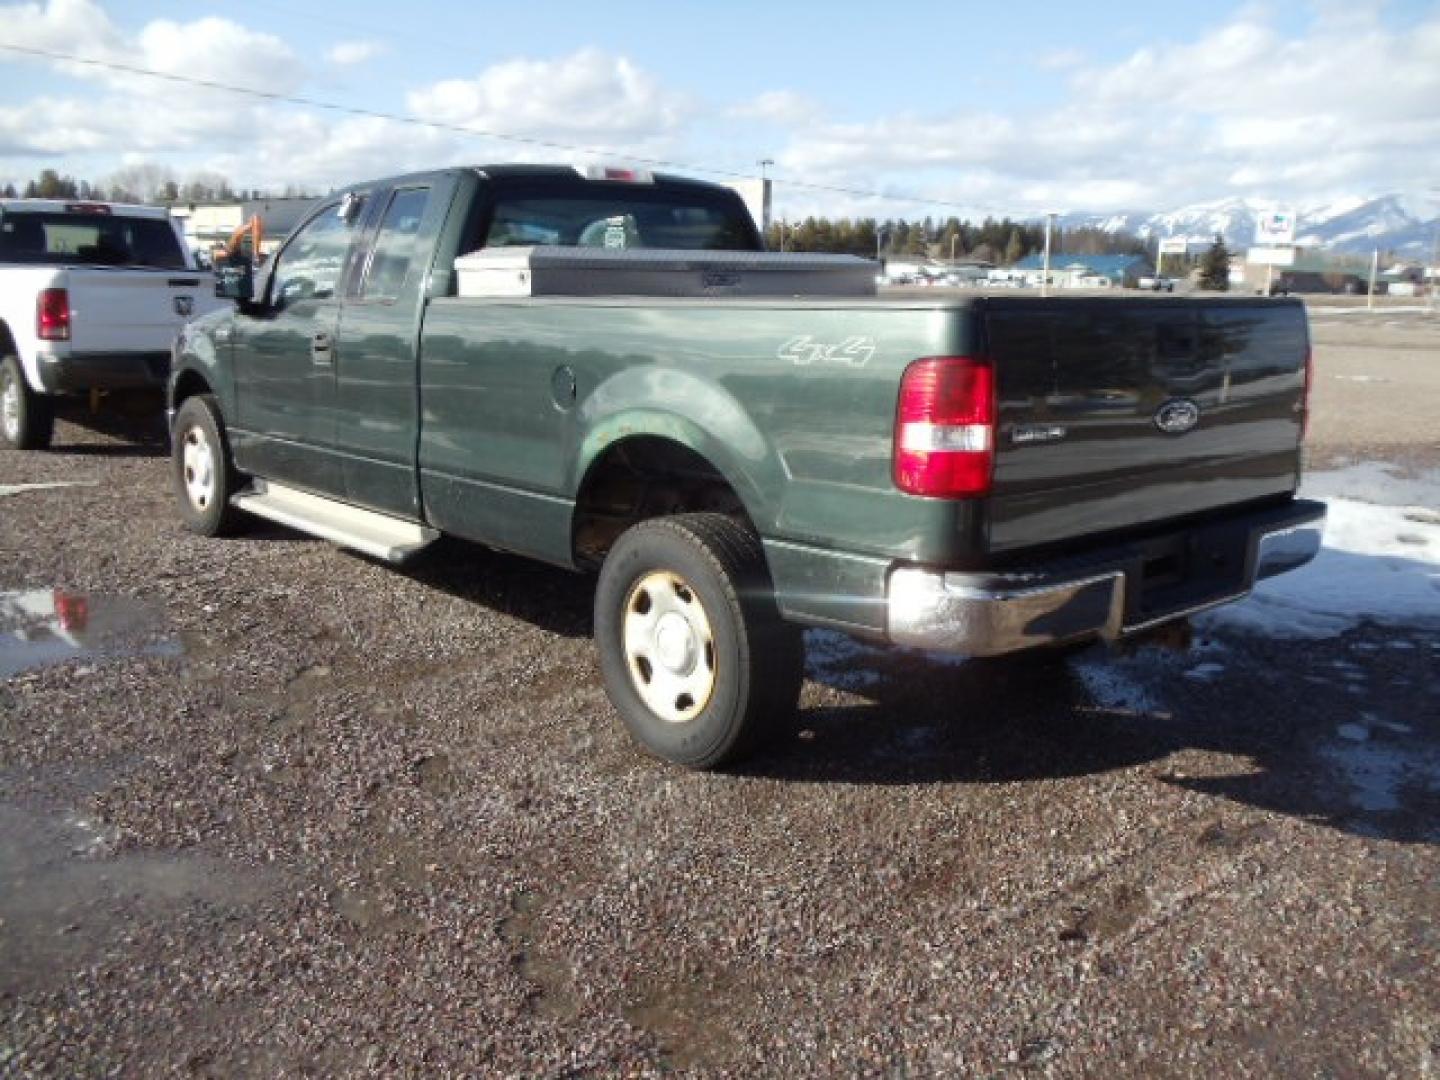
311 330 333 365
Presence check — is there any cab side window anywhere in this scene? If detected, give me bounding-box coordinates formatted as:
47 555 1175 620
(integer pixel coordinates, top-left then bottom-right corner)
270 203 357 307
361 187 431 301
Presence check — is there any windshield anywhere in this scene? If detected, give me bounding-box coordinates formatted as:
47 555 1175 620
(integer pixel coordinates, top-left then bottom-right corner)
0 212 188 269
481 182 760 252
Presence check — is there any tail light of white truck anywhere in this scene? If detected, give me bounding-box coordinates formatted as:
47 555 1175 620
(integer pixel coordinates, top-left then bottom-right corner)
893 356 996 498
37 288 70 341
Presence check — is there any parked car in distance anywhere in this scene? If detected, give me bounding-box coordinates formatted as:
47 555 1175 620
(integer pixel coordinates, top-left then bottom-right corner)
1138 275 1177 292
0 199 229 449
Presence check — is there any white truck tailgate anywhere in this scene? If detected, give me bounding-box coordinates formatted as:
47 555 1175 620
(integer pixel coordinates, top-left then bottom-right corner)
65 269 218 354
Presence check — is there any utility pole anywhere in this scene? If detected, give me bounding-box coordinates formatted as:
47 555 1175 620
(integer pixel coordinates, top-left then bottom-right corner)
1041 212 1057 297
1431 209 1439 313
757 159 774 237
1368 248 1379 311
1431 224 1439 313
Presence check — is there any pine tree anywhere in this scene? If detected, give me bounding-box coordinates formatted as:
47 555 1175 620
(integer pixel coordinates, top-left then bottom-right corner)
1 182 16 198
906 220 929 256
1199 233 1232 291
1003 229 1024 265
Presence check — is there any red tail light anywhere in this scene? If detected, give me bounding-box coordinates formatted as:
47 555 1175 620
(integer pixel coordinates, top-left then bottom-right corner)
1300 346 1313 441
37 288 70 341
894 356 996 497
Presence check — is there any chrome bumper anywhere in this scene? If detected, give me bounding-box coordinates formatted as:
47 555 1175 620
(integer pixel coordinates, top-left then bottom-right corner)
887 502 1326 656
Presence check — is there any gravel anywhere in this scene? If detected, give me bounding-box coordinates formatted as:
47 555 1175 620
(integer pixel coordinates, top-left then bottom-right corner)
2 315 1438 1077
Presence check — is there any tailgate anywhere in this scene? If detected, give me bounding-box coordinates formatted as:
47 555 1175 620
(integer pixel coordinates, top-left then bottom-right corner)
982 298 1308 554
65 269 213 354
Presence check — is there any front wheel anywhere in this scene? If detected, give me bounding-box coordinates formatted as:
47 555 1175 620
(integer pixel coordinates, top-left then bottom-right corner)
1 354 55 450
594 514 803 769
171 394 246 536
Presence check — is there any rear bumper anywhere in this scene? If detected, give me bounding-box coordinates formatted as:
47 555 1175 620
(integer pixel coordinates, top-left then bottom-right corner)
887 499 1326 655
35 351 170 393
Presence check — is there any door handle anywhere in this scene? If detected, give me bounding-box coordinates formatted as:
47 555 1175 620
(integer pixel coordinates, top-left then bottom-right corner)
311 330 333 365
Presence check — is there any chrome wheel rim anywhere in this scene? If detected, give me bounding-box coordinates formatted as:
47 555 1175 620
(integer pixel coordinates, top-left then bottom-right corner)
181 424 216 511
1 371 18 442
623 570 717 723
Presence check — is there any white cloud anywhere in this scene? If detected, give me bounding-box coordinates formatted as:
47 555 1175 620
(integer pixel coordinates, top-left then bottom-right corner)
327 40 384 67
728 90 821 126
0 0 302 94
770 8 1440 213
1 4 1437 218
407 47 689 149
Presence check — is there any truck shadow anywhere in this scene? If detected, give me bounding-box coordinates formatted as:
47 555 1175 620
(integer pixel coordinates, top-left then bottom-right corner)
402 542 1436 847
736 626 1439 847
401 537 596 641
51 397 168 457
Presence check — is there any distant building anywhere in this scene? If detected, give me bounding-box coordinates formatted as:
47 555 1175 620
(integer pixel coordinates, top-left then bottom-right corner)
169 197 323 260
1011 253 1153 288
1237 250 1371 295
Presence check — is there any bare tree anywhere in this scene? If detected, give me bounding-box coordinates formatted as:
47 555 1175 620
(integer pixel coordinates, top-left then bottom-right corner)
104 163 178 204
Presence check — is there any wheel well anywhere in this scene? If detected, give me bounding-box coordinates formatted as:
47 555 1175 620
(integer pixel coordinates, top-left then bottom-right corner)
0 320 16 358
573 437 755 568
171 369 213 410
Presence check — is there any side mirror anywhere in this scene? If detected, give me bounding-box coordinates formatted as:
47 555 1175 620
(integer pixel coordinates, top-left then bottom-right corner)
215 260 255 302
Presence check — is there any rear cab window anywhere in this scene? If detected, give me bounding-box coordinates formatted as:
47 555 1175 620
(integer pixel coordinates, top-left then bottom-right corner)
475 178 761 253
0 208 187 269
360 187 432 301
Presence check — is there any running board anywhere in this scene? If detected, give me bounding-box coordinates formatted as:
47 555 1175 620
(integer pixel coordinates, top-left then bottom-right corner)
232 480 438 563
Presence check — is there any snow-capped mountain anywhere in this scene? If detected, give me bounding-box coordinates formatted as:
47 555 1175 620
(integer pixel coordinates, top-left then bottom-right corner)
1060 193 1440 256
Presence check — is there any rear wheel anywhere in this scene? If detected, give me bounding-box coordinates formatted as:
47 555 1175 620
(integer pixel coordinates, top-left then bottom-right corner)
594 513 803 769
172 394 245 536
1 354 55 450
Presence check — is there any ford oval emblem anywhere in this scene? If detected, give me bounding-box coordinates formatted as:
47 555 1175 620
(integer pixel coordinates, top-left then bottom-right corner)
1154 398 1200 435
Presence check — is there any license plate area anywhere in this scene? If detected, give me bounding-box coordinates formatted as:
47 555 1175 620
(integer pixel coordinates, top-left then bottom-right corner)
1125 523 1250 625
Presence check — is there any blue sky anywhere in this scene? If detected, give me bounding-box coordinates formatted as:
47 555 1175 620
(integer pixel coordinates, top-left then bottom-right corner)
2 1 1438 218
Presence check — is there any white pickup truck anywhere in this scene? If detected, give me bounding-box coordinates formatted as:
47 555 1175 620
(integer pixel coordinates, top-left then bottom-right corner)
0 199 228 449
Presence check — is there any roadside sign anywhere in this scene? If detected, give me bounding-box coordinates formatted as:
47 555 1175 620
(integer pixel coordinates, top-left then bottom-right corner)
1255 210 1296 246
1247 246 1296 266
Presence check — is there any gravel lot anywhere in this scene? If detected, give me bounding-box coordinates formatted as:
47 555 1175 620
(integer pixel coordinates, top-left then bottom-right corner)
2 304 1438 1077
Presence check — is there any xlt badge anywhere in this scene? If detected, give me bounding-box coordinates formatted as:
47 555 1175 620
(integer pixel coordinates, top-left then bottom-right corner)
1011 424 1068 445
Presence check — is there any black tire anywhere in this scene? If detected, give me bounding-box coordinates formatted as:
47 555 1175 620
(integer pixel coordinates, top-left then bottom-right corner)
594 513 804 769
1 354 55 450
171 394 246 536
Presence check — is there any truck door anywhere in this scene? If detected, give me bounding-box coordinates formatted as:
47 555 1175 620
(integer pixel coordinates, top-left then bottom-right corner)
333 179 453 517
230 199 363 495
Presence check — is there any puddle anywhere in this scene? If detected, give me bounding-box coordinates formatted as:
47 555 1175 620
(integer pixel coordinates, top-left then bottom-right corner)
0 801 275 996
0 589 181 677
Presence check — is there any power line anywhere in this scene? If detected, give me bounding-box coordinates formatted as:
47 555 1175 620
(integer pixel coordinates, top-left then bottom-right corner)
0 41 1032 217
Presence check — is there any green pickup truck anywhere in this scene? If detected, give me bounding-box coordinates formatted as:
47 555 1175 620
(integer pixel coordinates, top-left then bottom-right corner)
169 164 1325 768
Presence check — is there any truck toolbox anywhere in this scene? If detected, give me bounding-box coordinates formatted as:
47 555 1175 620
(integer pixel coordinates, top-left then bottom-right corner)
454 246 877 299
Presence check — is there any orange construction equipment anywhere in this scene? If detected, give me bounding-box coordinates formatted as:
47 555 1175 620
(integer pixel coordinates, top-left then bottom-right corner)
213 215 264 266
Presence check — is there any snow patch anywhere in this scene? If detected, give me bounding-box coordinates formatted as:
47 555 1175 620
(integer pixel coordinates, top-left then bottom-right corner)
804 629 884 692
1320 734 1440 815
1199 481 1440 640
1069 651 1164 714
